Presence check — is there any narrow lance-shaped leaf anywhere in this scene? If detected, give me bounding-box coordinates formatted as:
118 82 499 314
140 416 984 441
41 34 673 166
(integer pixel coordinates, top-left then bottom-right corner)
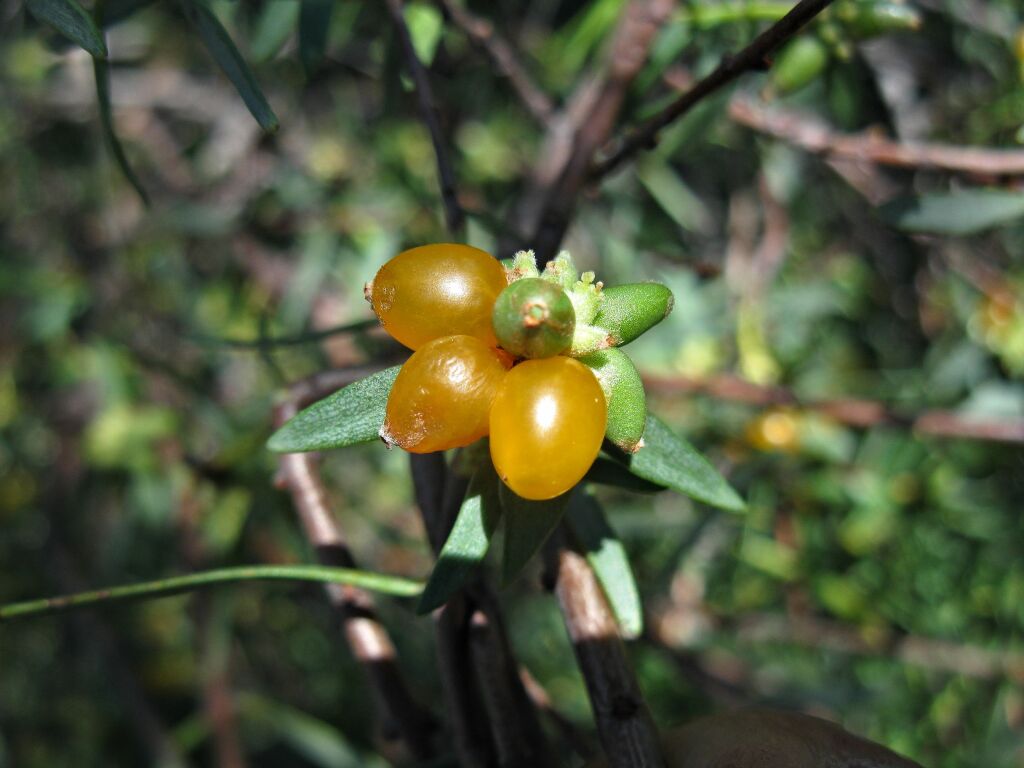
93 54 150 205
566 493 643 638
593 282 675 347
615 414 746 513
26 0 107 58
418 462 502 614
298 0 333 74
500 483 571 586
879 190 1024 236
268 367 400 453
180 0 280 132
584 456 665 494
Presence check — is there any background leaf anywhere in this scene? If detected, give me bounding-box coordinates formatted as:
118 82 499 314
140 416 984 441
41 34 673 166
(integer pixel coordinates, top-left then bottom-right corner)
180 0 280 132
267 367 400 453
566 493 642 638
418 463 502 613
616 414 745 512
93 54 150 205
879 190 1024 235
500 484 571 585
26 0 107 58
298 0 333 75
584 456 665 493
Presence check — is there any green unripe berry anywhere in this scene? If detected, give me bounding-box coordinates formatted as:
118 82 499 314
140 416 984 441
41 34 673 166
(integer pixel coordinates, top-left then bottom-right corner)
492 278 576 359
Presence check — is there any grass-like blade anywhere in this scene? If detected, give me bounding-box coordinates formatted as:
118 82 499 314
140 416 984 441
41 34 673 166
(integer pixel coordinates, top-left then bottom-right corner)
267 367 400 453
299 0 333 75
418 463 501 613
27 0 107 58
0 564 423 621
614 414 745 512
500 483 571 586
93 53 150 205
180 0 280 132
566 492 642 638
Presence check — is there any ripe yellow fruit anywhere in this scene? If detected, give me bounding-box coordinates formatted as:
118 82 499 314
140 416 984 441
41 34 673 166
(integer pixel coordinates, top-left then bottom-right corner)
489 357 606 500
367 243 508 350
382 335 511 453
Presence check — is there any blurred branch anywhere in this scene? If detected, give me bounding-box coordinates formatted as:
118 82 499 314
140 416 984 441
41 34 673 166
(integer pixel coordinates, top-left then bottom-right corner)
730 613 1024 681
546 535 666 768
437 0 555 126
644 373 1024 445
274 383 437 761
385 0 464 233
516 0 674 258
593 0 837 179
729 98 1024 176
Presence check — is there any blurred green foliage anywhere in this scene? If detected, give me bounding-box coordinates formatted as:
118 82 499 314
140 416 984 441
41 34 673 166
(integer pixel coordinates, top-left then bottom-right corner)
2 0 1024 766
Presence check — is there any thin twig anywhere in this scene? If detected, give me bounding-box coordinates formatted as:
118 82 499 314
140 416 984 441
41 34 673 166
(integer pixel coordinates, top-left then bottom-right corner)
385 0 465 233
730 98 1024 176
593 0 837 179
437 0 555 126
643 372 1024 444
274 386 436 761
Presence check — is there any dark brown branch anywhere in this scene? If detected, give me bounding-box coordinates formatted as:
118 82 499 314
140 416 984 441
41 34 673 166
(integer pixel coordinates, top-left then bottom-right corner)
730 98 1024 176
468 591 554 767
644 373 1024 445
274 385 436 761
385 0 465 233
593 0 838 179
547 536 666 768
437 0 555 126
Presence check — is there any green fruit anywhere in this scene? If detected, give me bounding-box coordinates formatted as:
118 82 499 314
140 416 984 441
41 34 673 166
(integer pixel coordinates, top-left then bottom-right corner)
492 278 575 359
592 283 674 347
580 348 646 453
771 35 829 95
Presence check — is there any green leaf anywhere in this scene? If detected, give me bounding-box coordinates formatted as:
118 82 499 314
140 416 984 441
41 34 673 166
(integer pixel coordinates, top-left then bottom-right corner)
566 493 642 638
298 0 333 74
250 0 299 62
593 282 675 347
580 348 646 453
615 414 745 513
500 484 571 586
418 463 502 614
93 55 150 205
27 0 107 58
584 457 665 493
180 0 280 132
636 160 713 234
770 35 828 95
404 2 443 66
879 190 1024 236
267 367 400 453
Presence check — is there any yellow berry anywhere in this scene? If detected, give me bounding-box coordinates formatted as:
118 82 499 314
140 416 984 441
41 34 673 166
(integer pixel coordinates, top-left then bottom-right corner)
382 335 511 453
489 357 606 500
367 243 508 350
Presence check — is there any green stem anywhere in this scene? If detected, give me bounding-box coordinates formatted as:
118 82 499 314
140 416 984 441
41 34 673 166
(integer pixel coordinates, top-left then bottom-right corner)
677 2 796 27
0 565 423 622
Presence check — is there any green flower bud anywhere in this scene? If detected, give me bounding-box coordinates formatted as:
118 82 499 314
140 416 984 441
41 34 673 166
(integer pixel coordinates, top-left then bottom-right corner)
580 348 646 453
592 282 674 347
771 35 829 95
492 278 576 359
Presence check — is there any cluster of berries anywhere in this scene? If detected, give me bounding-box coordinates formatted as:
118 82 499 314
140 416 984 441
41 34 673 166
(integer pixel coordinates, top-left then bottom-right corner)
366 244 670 501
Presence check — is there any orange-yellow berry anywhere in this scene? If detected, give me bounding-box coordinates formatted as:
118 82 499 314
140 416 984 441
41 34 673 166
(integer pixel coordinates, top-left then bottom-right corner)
489 357 607 500
367 243 508 350
382 335 511 453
